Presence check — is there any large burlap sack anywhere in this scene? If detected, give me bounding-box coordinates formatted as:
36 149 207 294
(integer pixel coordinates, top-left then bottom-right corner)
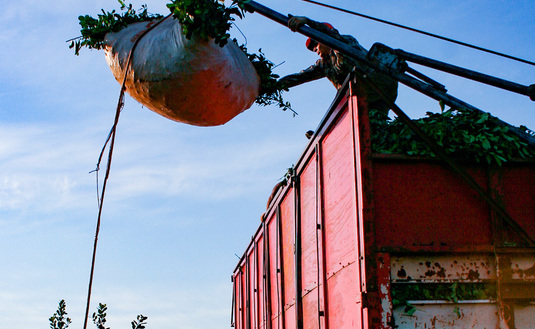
104 16 260 126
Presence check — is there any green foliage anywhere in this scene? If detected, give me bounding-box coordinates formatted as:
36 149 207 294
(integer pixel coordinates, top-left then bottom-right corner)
392 282 497 316
392 282 497 303
92 303 110 329
163 0 293 112
131 315 148 329
370 107 535 165
166 0 251 47
49 300 148 329
238 44 295 115
49 300 72 329
69 0 163 55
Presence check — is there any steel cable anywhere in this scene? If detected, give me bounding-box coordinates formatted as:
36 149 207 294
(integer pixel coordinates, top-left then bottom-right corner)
301 0 535 67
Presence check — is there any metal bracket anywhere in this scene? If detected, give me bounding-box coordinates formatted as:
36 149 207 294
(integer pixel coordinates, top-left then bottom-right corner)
529 84 535 101
368 43 406 74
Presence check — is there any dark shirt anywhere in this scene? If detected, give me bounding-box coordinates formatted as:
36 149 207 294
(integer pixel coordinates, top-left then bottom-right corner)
279 20 398 111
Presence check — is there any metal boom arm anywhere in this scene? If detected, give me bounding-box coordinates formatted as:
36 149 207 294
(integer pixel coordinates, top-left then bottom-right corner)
243 0 535 147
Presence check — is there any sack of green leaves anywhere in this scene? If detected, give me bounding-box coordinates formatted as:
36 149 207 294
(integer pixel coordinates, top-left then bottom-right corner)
104 15 259 126
70 1 293 126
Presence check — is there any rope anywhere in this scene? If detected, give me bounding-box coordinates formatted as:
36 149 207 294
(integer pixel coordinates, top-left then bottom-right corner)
82 14 172 329
301 0 535 67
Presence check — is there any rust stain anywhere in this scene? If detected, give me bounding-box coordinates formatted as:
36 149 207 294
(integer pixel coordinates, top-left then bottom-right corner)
397 267 407 278
467 269 480 281
425 269 436 277
512 262 535 279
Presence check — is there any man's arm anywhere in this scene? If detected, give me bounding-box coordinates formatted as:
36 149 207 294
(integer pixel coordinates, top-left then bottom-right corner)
278 62 326 89
288 16 344 42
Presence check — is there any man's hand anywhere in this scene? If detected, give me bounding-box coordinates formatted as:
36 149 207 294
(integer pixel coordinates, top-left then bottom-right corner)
288 16 309 32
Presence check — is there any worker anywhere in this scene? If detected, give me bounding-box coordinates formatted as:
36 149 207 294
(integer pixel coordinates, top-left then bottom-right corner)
278 16 398 114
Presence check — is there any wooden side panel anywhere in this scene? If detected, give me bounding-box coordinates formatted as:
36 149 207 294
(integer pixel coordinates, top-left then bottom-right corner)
321 108 361 329
372 160 492 248
242 264 249 329
500 165 535 239
235 271 243 329
249 250 257 329
266 212 281 329
257 235 266 329
300 154 320 329
280 193 296 329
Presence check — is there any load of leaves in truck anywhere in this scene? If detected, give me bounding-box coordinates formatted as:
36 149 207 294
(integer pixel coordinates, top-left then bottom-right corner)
369 108 535 165
70 0 291 126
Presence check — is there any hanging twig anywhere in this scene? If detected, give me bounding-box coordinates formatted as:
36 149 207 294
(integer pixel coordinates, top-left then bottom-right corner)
82 14 172 329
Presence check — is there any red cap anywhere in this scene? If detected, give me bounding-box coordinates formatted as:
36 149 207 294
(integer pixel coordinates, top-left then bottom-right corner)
306 22 334 51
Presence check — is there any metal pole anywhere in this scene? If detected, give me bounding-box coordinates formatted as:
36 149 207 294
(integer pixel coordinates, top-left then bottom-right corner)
396 49 531 97
243 1 535 148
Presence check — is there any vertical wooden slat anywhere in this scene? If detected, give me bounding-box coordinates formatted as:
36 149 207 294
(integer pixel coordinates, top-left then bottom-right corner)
293 174 303 329
246 252 251 329
350 77 378 328
276 205 286 329
263 221 272 329
316 142 328 329
231 276 236 328
254 241 258 329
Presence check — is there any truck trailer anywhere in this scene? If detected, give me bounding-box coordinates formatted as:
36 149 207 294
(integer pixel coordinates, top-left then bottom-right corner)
231 78 535 329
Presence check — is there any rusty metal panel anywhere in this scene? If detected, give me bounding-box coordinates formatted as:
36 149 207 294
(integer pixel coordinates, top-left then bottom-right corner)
391 255 497 282
321 107 362 329
515 304 535 329
511 255 535 281
376 253 393 328
393 302 499 328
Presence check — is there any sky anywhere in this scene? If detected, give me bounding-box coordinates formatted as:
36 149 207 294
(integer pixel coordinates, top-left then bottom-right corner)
1 0 534 328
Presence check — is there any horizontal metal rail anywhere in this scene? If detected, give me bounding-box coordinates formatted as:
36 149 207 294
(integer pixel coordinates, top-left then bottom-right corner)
396 49 533 98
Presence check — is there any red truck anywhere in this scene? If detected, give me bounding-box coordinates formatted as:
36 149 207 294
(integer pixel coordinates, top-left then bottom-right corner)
231 79 535 329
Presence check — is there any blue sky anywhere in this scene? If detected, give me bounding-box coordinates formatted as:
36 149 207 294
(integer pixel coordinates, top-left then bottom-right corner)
1 0 534 328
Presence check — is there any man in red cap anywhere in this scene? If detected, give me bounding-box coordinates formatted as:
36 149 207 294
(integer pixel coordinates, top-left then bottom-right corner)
278 16 398 114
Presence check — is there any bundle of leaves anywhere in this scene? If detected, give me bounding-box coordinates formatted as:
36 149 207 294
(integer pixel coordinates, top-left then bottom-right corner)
167 0 248 47
392 282 497 316
70 0 292 113
69 0 163 55
238 44 295 114
49 300 148 329
370 108 535 166
168 0 293 112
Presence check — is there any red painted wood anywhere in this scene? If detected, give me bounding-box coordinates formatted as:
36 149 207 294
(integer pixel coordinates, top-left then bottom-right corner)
321 103 361 329
373 159 493 248
500 165 535 239
280 193 296 329
299 154 320 329
265 211 280 329
232 80 535 329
